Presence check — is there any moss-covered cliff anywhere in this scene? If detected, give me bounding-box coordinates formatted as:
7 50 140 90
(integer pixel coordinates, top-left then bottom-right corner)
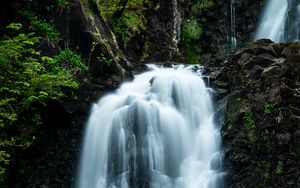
1 0 299 187
207 40 300 187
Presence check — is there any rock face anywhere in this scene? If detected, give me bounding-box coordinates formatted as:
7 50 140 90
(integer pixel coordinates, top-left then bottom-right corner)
208 40 300 187
3 0 300 187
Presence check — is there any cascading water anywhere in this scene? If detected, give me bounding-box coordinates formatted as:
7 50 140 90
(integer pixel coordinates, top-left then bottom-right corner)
254 0 300 42
76 65 225 188
254 0 288 42
284 1 300 41
171 0 182 57
230 0 237 52
171 0 182 56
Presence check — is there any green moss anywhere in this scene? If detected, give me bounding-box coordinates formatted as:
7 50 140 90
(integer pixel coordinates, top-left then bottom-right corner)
264 101 277 114
225 95 244 122
184 40 200 64
98 0 122 19
183 19 202 40
98 0 149 43
182 19 203 64
243 112 256 142
275 161 284 175
259 161 271 185
114 10 146 43
190 0 214 16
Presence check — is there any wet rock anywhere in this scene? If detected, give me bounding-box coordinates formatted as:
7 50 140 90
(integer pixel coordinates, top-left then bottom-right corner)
214 41 300 188
234 39 279 61
232 153 251 171
294 130 300 144
246 65 263 80
261 66 282 86
276 133 292 145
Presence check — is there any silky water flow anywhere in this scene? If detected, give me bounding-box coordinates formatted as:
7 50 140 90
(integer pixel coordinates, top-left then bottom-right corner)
76 65 225 188
254 0 300 42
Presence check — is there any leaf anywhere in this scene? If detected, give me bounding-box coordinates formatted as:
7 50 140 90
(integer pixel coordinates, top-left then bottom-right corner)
23 82 30 87
39 91 48 96
6 23 22 31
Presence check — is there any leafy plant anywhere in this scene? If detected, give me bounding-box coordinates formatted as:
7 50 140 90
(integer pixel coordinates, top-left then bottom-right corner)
53 49 87 73
190 0 214 16
0 151 10 184
98 0 149 43
97 53 114 65
264 101 277 114
184 40 200 64
98 0 122 19
0 23 86 183
182 19 203 64
57 0 69 8
275 161 284 174
114 11 146 43
244 112 256 141
183 19 203 40
260 161 271 185
23 11 59 41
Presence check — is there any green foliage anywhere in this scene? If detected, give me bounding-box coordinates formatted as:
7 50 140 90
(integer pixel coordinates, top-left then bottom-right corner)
190 0 214 16
275 161 284 174
183 19 203 40
98 0 122 19
23 11 59 41
263 101 283 123
182 0 215 64
114 11 146 43
57 0 69 8
182 19 202 64
184 40 200 64
0 23 86 183
98 0 148 43
88 41 115 65
97 54 114 65
260 161 271 185
261 129 272 150
6 23 22 31
244 112 256 141
264 101 277 114
0 151 10 184
244 112 256 129
53 49 87 73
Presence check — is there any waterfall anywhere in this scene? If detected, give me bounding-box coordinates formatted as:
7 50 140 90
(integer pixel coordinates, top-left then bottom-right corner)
284 1 300 41
254 0 300 42
171 0 182 57
230 0 237 52
76 65 225 188
254 0 288 42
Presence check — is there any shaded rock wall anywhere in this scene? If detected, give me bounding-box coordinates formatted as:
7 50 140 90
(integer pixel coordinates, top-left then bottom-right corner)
208 40 300 187
4 0 295 187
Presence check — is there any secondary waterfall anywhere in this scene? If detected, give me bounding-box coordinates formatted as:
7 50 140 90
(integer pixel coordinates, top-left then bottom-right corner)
76 65 224 188
230 0 237 52
254 0 300 42
171 0 182 57
284 1 300 41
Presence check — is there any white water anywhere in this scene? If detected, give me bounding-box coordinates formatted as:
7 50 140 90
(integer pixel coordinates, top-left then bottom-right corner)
285 3 300 41
254 0 300 42
254 0 288 42
172 0 182 57
230 0 237 52
76 65 224 188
